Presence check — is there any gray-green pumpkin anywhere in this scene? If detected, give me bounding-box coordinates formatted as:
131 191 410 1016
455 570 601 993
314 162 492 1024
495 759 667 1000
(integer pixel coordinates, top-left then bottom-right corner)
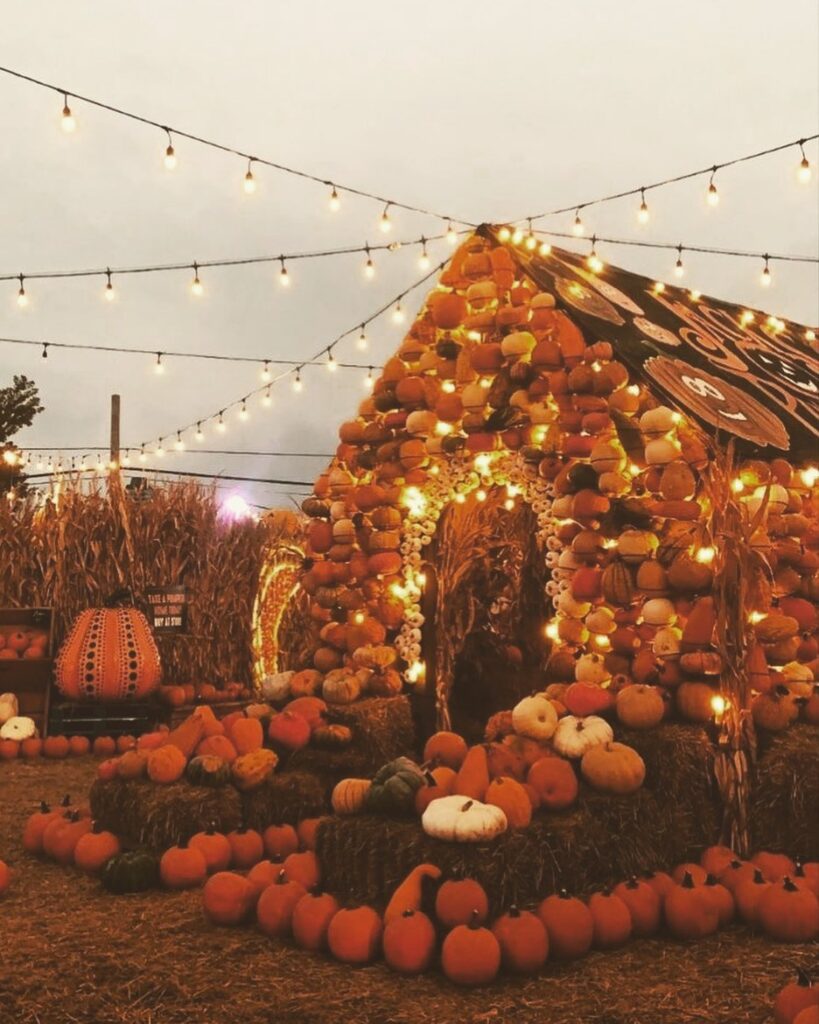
101 850 159 893
186 754 230 788
364 757 426 815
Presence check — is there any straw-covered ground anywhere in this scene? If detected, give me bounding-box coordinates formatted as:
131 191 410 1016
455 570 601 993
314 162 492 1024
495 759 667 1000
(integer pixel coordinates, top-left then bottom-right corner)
2 757 817 1024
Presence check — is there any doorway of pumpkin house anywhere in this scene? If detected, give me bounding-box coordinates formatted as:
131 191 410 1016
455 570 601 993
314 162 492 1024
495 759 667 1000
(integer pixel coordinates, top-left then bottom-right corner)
423 487 551 743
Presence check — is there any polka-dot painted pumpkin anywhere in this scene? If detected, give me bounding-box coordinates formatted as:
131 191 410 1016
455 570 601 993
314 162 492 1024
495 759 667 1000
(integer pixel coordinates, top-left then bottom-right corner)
56 608 161 700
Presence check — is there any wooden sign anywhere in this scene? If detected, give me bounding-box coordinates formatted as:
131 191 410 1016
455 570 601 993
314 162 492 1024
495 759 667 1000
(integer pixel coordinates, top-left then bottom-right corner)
146 586 188 634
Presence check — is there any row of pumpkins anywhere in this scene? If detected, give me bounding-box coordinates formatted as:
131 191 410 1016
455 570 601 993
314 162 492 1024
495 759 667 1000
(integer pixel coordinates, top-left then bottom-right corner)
19 790 819 986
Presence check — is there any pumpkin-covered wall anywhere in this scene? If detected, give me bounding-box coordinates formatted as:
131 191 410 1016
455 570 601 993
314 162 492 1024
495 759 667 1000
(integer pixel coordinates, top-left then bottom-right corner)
296 227 819 762
0 481 299 687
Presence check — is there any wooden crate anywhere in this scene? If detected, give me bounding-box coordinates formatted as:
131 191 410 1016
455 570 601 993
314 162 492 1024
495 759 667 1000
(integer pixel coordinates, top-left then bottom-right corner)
49 700 158 739
0 607 55 737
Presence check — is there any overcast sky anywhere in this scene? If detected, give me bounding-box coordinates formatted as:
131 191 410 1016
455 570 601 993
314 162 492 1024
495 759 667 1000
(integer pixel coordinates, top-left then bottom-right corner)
2 1 817 508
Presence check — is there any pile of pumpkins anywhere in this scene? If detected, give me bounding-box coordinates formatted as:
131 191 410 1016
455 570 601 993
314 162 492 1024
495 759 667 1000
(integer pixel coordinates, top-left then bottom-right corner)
774 969 819 1024
0 626 49 660
329 707 647 842
292 232 819 736
0 695 121 761
195 843 819 987
156 681 253 708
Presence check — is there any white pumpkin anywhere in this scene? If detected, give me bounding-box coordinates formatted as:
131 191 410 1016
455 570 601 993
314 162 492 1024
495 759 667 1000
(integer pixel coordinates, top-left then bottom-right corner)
260 670 295 703
512 694 558 740
0 715 37 741
781 661 814 683
642 598 677 626
553 715 613 759
653 625 682 659
421 795 507 843
557 592 592 619
0 692 19 725
575 653 611 686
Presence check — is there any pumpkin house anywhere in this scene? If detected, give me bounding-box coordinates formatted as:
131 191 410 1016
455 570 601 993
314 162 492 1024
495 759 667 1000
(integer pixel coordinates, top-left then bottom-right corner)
285 223 819 867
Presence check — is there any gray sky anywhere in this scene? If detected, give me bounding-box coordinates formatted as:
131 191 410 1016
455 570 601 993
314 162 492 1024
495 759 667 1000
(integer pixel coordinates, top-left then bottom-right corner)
2 0 817 508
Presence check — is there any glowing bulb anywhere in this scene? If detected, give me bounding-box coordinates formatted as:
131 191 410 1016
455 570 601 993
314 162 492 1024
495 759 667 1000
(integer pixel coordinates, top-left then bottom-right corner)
262 387 272 408
16 276 28 308
435 421 452 436
710 695 726 717
174 433 185 452
545 622 560 641
392 302 405 324
740 310 754 326
638 190 649 223
195 423 204 441
525 231 537 251
261 361 271 382
216 413 227 433
328 185 340 211
104 274 115 301
594 634 611 649
363 251 375 278
364 368 374 390
357 327 367 350
279 261 290 287
418 245 430 270
760 259 772 287
238 400 249 421
674 248 685 278
652 281 665 294
154 353 165 375
191 264 203 296
475 489 487 502
689 289 702 301
326 351 338 372
446 222 457 246
805 329 816 342
164 144 176 170
122 451 131 467
731 477 744 493
156 442 165 458
497 226 511 242
798 154 811 183
380 206 392 232
442 380 455 393
695 545 716 565
61 95 75 133
511 228 524 245
800 466 819 487
539 241 552 257
748 610 765 625
243 165 256 194
504 498 515 511
139 447 147 464
454 493 466 504
706 176 719 206
572 210 585 236
292 371 303 392
586 248 604 274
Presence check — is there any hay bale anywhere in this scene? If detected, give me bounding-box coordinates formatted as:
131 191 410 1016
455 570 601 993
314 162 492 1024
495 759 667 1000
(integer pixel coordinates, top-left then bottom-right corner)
90 778 243 851
317 723 721 912
241 771 331 830
288 696 414 779
751 724 819 858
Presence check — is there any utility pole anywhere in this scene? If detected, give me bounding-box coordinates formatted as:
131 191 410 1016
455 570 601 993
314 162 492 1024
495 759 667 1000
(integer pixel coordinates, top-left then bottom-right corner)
109 394 121 470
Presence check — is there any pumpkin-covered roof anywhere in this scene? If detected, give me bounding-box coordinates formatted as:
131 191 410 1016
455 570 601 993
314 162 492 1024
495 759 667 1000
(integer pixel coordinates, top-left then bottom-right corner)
487 224 819 460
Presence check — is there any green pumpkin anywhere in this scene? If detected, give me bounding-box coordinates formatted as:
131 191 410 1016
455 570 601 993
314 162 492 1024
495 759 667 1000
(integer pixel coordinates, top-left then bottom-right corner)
101 851 159 894
186 754 231 788
364 756 426 815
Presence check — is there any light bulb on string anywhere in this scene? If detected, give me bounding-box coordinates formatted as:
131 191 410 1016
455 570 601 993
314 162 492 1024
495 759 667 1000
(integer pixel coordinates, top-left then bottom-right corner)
42 343 48 359
174 432 185 452
216 411 227 433
497 226 512 242
239 399 249 420
46 457 54 473
511 227 524 245
278 257 290 287
156 440 165 458
104 269 115 301
61 93 75 133
418 239 430 270
261 361 271 382
525 220 537 251
798 142 811 183
586 237 604 274
706 168 719 206
328 184 340 211
638 188 650 224
539 240 552 257
689 289 701 301
740 310 755 326
139 445 147 464
122 450 131 467
364 367 374 390
807 329 817 342
326 349 338 372
262 386 272 408
446 222 457 246
16 275 28 308
674 245 685 278
760 255 772 287
380 204 392 233
292 368 303 392
195 422 204 441
163 129 176 169
357 325 368 350
572 209 585 236
392 301 405 324
243 158 257 194
191 263 203 296
154 352 165 375
363 246 375 279
36 455 44 471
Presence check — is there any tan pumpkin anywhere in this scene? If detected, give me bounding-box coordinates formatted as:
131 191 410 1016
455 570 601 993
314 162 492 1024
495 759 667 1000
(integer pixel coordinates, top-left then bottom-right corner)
616 685 665 729
580 742 645 795
231 748 278 791
331 778 371 815
512 694 558 740
322 669 362 705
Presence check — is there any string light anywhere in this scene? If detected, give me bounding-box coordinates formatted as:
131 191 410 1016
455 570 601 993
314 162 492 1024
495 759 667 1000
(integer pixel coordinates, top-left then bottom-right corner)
292 369 303 392
674 245 685 278
497 226 512 242
104 269 115 301
262 386 272 407
357 326 367 350
511 227 524 245
807 329 817 342
328 185 340 211
689 289 701 301
380 204 392 233
760 255 772 287
154 352 165 375
418 239 430 270
740 310 755 326
279 257 290 287
538 240 552 257
156 440 165 457
122 450 131 467
525 220 537 251
326 349 338 372
446 222 457 246
61 92 75 133
586 237 604 274
174 432 185 451
216 411 227 433
638 188 650 224
139 445 147 463
364 366 374 389
243 158 257 194
41 343 48 359
392 301 405 324
572 209 585 236
652 281 666 294
363 246 375 279
16 274 28 307
798 141 812 183
239 399 249 420
163 129 176 169
261 361 271 382
191 262 203 296
706 168 719 206
195 422 204 441
695 545 716 564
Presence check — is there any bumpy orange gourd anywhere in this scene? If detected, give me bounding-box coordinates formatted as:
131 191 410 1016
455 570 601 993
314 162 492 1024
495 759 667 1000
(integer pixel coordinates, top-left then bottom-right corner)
56 607 161 700
146 743 186 784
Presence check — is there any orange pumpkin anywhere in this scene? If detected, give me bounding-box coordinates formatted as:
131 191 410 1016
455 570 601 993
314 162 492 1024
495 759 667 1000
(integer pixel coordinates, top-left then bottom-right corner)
588 890 632 949
22 801 60 854
526 757 578 810
665 872 719 938
484 776 532 828
435 877 489 930
612 877 661 937
263 823 299 860
297 818 322 851
422 731 468 769
491 906 549 974
758 878 819 942
196 735 239 762
452 745 490 801
256 870 307 936
56 606 161 700
43 735 70 759
67 735 91 757
327 906 383 964
537 890 594 960
383 909 437 975
441 910 501 986
42 810 92 864
202 871 255 926
292 891 340 951
189 826 232 873
384 863 442 925
229 716 263 756
73 823 121 873
159 841 208 889
283 850 321 890
147 744 186 784
226 826 264 870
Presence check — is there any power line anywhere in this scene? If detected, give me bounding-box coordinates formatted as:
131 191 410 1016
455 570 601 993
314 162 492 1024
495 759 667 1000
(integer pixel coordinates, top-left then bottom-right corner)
0 64 474 228
23 466 313 487
516 134 818 223
20 446 332 457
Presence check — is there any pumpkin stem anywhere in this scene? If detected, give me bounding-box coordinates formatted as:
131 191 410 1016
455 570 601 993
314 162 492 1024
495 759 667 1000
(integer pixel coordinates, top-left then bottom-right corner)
39 801 50 813
61 794 71 807
626 876 639 890
782 877 799 892
508 905 520 918
751 869 765 884
704 873 718 886
575 720 584 732
793 860 805 876
401 909 416 919
795 966 813 987
276 869 287 885
727 859 742 870
460 800 474 812
423 770 436 787
557 888 570 899
468 908 481 929
680 871 696 889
